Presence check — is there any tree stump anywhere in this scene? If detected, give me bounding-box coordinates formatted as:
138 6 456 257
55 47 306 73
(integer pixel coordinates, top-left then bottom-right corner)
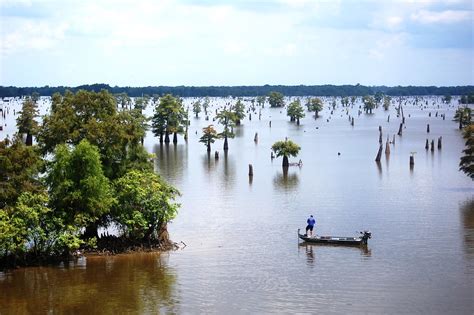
438 136 442 149
427 124 430 133
375 144 383 162
425 139 429 150
248 164 253 177
397 123 403 136
430 140 435 152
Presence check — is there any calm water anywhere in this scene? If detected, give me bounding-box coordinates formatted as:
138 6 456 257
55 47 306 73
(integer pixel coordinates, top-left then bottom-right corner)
1 96 473 314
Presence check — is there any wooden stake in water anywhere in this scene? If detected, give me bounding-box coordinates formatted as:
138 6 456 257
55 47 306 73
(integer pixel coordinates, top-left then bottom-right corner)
438 136 442 150
427 124 430 133
425 139 429 150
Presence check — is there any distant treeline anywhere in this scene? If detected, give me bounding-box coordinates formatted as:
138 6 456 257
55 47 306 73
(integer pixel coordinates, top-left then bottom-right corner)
1 84 473 98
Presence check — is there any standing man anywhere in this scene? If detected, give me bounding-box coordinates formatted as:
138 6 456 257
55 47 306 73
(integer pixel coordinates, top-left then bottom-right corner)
306 215 316 237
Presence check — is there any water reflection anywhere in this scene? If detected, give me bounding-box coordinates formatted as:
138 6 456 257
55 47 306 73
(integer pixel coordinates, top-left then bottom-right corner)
298 243 372 261
273 167 299 190
234 125 244 138
304 244 315 266
376 161 382 178
222 151 235 189
0 253 178 314
202 152 217 174
460 199 474 257
154 143 188 182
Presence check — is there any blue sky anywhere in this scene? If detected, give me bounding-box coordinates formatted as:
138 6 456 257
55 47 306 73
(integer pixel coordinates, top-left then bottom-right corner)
0 0 473 87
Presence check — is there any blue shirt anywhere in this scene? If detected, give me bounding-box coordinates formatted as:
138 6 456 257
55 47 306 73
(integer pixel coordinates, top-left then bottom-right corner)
307 217 316 227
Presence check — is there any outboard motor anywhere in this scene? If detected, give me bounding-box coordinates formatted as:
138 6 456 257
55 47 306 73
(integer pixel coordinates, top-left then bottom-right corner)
360 230 372 244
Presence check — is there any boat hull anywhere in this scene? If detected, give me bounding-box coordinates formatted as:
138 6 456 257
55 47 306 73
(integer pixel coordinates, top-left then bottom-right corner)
298 229 371 246
299 234 364 245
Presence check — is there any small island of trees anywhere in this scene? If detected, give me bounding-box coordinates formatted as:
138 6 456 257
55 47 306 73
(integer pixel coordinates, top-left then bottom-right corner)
0 90 180 269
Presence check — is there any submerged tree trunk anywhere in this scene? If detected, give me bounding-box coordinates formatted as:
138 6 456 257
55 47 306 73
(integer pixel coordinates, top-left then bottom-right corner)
164 131 170 143
159 132 164 143
282 155 289 167
173 132 178 144
223 135 229 151
207 139 211 152
297 117 300 125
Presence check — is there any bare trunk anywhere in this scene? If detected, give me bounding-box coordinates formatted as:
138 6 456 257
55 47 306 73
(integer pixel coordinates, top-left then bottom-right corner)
223 135 228 151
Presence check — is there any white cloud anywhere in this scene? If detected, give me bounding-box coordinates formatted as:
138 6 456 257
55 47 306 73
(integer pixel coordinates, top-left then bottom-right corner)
1 19 68 55
411 9 472 24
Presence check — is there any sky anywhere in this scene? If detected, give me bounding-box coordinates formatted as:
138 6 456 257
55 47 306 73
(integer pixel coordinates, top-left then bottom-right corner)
0 0 473 87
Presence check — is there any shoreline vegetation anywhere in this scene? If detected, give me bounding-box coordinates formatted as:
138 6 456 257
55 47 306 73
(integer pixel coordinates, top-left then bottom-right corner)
1 88 473 271
1 84 474 98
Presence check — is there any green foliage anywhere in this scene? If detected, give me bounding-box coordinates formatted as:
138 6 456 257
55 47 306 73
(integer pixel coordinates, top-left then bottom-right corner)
232 99 246 125
460 125 474 180
256 95 266 107
272 140 301 158
38 90 149 179
383 95 392 110
306 97 323 118
216 108 237 139
442 94 452 104
341 97 349 107
202 97 210 114
2 84 474 99
112 170 180 240
268 91 285 108
192 100 201 117
16 97 39 138
374 92 384 105
0 192 83 258
151 94 187 142
46 140 115 228
0 135 43 209
454 107 472 128
134 94 150 111
459 93 474 104
115 92 132 109
362 95 376 114
287 99 305 123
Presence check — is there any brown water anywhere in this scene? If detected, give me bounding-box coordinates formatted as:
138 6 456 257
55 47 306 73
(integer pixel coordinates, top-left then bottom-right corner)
1 96 473 314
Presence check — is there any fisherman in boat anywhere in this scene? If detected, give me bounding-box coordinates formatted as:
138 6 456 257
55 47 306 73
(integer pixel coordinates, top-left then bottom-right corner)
306 215 316 237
